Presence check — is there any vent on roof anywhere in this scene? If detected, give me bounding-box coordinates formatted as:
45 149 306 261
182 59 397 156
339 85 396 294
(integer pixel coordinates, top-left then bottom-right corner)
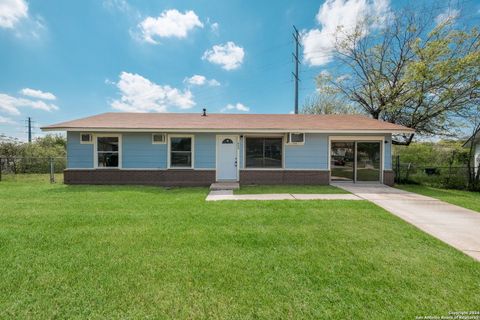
202 108 207 116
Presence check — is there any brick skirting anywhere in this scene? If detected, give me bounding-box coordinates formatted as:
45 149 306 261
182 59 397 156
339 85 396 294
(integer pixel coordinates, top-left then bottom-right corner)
64 169 391 187
240 170 330 185
64 169 216 187
383 170 395 186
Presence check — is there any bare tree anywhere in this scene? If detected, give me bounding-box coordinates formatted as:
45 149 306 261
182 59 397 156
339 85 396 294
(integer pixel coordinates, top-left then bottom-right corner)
319 5 480 145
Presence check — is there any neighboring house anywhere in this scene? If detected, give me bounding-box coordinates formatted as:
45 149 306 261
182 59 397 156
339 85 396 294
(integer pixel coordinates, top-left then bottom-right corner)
463 128 480 174
41 112 414 186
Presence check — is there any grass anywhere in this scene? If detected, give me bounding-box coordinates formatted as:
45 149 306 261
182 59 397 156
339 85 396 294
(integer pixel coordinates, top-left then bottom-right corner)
0 175 479 319
396 184 480 213
234 184 348 194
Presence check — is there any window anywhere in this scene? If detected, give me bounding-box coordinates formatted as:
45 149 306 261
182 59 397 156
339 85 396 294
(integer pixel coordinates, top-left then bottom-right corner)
245 137 282 168
80 133 92 144
96 136 120 168
222 138 233 144
287 132 304 145
152 133 166 144
169 136 193 168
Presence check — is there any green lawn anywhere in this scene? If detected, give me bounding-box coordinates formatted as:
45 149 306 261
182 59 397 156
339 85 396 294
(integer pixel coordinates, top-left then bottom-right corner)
235 184 348 194
0 176 479 319
396 184 480 213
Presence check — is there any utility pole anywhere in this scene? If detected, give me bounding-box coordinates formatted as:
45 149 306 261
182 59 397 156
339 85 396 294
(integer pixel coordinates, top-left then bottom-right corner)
292 25 301 114
27 117 32 143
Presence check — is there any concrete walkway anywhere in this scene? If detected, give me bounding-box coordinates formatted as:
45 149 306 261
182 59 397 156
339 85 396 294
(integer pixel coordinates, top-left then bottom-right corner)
332 182 480 262
206 190 361 201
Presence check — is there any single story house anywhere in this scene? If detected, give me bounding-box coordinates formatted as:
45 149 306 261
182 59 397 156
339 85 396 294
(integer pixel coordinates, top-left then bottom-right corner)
463 128 480 174
41 112 414 186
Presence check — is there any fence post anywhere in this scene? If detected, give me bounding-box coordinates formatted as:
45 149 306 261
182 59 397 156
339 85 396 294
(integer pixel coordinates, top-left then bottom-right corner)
395 155 400 183
49 157 55 183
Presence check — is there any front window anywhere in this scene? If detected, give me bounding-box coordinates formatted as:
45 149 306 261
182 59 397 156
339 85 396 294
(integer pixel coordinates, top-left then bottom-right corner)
245 137 282 168
97 136 119 168
170 136 193 168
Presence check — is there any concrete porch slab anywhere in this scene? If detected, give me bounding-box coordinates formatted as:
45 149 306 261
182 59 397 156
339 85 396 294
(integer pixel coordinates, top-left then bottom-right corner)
210 182 240 190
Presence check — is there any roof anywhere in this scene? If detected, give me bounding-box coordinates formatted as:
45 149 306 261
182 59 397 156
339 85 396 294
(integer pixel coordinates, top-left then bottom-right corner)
41 112 415 133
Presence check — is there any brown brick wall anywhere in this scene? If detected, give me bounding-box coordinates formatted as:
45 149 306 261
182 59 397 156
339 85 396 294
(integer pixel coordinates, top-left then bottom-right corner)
64 169 216 187
240 170 330 185
383 170 395 186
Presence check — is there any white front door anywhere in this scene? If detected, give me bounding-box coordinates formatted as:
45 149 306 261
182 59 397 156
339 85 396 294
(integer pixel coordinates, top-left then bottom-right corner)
216 135 238 181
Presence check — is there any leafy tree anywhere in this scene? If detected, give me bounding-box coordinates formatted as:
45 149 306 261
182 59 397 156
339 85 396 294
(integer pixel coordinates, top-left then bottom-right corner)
318 5 480 145
302 73 360 115
0 136 22 173
0 134 66 173
393 140 468 168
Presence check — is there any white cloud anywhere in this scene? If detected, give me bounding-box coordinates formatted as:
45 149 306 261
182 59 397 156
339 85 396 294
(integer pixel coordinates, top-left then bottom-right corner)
0 93 59 115
210 22 219 34
202 42 245 70
103 0 130 13
184 75 220 86
435 8 460 25
103 0 141 21
0 0 45 39
302 0 390 66
110 72 195 112
208 79 220 86
221 103 250 113
138 9 203 44
20 88 56 100
0 116 16 125
0 0 28 29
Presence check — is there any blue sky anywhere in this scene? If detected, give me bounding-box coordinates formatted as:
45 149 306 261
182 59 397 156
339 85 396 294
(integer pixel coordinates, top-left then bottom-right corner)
0 0 479 140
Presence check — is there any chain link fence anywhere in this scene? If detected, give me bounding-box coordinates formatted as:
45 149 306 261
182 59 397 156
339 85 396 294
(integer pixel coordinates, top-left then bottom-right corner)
0 156 66 183
393 156 477 189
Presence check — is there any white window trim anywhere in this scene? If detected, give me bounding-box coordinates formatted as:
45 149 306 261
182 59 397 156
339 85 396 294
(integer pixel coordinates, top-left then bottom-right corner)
243 134 285 170
328 135 384 183
80 133 93 144
285 132 305 145
152 133 166 144
167 134 195 169
93 133 122 169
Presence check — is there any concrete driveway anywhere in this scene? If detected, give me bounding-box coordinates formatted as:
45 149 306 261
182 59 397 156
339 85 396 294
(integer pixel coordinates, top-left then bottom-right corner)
332 182 480 262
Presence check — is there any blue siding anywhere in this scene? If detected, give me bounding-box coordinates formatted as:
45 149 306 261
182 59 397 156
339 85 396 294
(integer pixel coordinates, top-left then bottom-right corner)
194 133 216 169
67 132 93 168
285 134 329 169
384 134 392 170
65 131 393 171
122 133 166 168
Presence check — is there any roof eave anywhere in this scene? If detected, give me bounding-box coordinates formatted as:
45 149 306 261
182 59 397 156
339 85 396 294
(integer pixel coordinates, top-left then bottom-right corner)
41 127 415 134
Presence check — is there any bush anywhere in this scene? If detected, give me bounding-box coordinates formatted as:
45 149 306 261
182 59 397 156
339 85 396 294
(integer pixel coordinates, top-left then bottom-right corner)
393 140 471 189
0 135 66 174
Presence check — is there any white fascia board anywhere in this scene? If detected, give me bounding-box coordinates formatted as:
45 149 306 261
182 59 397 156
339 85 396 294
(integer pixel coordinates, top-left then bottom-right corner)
43 127 414 134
